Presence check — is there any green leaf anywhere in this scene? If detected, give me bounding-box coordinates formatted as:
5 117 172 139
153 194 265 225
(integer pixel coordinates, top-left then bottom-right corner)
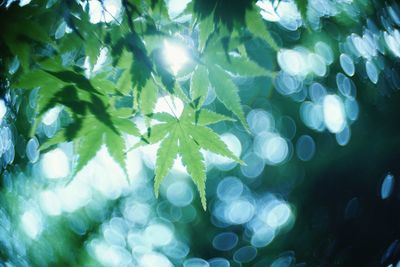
75 131 103 175
179 130 207 210
198 12 215 52
13 69 64 90
148 112 176 123
196 109 235 126
208 64 249 132
141 78 158 116
112 118 140 136
110 108 135 118
117 69 133 95
185 123 243 164
91 77 118 94
190 65 209 108
145 122 174 144
85 34 101 68
245 8 279 51
105 129 127 175
154 124 179 196
40 129 68 151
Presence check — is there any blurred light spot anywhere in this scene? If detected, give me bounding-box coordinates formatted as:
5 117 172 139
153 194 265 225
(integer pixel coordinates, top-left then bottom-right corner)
39 190 61 216
314 41 334 64
9 56 20 75
140 252 173 267
103 225 125 247
277 49 307 76
167 181 193 207
164 40 189 75
89 146 129 199
208 258 230 267
184 258 210 267
257 0 302 31
344 197 359 221
126 149 143 179
300 102 325 131
336 73 356 100
162 240 189 259
26 137 39 163
21 207 43 239
212 232 238 251
0 99 6 122
323 95 346 133
104 242 134 262
335 126 351 146
42 106 61 126
271 254 295 267
275 71 302 95
258 134 289 165
155 95 184 117
250 225 275 248
384 31 400 57
296 135 316 161
226 198 255 224
309 83 327 102
212 133 242 170
233 246 257 263
366 60 379 84
144 223 173 246
308 53 327 76
340 54 355 76
86 0 122 24
247 109 274 134
41 148 70 179
217 177 243 202
263 201 292 228
381 173 395 200
166 0 191 19
344 98 359 121
57 178 92 212
123 202 150 225
240 152 264 179
19 0 32 6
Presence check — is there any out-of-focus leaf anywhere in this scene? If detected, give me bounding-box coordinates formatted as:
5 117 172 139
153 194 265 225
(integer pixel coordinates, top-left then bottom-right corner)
294 0 308 22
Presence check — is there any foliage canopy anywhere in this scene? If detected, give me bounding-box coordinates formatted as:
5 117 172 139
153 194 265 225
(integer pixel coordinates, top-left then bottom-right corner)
0 0 310 209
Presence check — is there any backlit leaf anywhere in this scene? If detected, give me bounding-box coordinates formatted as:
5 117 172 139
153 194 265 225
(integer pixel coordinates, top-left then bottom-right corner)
179 130 207 210
154 124 179 196
208 64 249 132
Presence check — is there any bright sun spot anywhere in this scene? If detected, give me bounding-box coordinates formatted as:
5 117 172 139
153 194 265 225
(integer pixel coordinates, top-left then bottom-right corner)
163 40 189 75
21 207 43 239
41 148 70 179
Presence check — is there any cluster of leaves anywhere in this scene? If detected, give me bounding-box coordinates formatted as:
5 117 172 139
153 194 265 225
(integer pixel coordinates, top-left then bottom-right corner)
0 0 308 209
